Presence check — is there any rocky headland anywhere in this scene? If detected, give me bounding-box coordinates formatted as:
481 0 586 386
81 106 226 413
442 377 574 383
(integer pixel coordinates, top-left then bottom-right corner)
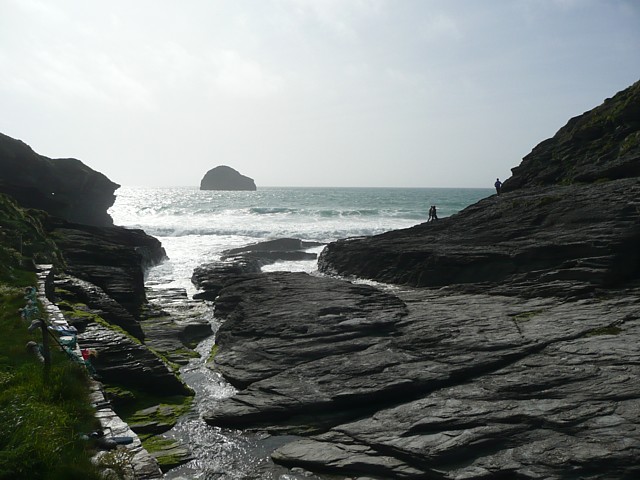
196 80 640 479
0 133 119 227
0 136 211 475
200 165 257 191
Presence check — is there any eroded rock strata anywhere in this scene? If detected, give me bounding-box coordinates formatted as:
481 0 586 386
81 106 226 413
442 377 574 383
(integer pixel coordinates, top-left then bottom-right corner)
1 133 203 474
201 80 640 479
318 81 640 296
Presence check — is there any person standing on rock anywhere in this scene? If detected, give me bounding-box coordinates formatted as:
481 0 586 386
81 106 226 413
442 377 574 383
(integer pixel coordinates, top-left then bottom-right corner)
428 205 438 222
494 178 502 196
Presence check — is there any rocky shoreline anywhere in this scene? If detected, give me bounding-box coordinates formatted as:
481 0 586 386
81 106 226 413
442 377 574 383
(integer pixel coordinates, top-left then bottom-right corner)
1 79 638 478
197 270 639 478
193 80 640 478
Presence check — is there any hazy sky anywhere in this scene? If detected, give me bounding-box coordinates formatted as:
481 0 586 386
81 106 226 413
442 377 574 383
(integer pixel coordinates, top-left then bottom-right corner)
1 0 638 188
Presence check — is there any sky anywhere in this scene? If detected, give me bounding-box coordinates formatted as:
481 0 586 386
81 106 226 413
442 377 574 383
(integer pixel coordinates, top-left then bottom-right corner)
0 0 639 188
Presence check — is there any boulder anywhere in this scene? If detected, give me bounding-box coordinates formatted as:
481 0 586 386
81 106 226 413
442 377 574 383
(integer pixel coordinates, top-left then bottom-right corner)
191 258 262 301
0 132 119 226
199 165 256 191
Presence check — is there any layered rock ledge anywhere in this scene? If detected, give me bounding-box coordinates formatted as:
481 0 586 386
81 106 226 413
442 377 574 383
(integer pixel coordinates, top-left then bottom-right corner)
203 275 639 478
200 80 640 478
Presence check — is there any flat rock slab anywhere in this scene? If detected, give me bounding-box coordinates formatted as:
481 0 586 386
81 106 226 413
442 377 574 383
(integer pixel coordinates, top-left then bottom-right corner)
203 272 640 479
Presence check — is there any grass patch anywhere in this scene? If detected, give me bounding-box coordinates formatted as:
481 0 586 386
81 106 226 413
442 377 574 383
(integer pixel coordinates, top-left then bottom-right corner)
0 282 102 480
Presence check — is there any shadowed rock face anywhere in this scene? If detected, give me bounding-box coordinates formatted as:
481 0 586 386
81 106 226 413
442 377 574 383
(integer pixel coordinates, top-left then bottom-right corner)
319 81 640 298
0 132 119 226
199 80 640 479
200 165 256 191
48 217 167 318
504 79 640 190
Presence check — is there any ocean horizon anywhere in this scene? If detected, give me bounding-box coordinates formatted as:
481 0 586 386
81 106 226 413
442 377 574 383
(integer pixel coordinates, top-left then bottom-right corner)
109 185 493 294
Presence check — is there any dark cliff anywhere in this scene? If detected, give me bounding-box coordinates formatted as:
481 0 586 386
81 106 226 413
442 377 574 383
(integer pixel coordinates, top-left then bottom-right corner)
0 133 119 227
200 165 256 191
504 80 640 190
319 80 640 298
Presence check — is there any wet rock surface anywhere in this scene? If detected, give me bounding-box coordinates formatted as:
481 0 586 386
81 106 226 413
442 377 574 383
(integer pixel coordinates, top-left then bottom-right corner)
192 237 323 301
201 81 640 479
78 321 192 396
50 218 167 317
221 237 323 266
204 273 640 479
141 286 213 365
318 180 640 298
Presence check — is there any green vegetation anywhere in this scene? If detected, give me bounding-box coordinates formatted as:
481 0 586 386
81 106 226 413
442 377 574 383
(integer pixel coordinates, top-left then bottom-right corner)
0 198 103 479
102 383 193 469
0 193 62 284
0 284 102 480
143 436 191 472
114 385 193 433
586 325 622 336
207 344 219 362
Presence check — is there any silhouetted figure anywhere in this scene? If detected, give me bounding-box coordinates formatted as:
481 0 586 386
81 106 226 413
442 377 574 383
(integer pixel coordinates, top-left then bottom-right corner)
494 178 502 196
428 205 438 222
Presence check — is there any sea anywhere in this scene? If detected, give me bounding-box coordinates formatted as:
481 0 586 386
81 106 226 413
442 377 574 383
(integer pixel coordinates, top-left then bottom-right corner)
109 186 491 292
107 186 491 479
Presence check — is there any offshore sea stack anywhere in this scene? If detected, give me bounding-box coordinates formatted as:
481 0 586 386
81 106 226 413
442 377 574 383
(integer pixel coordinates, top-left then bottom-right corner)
201 80 640 479
200 165 257 191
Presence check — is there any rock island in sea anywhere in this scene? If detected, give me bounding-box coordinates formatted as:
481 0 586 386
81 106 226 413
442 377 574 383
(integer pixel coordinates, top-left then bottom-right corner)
196 79 640 479
199 165 257 191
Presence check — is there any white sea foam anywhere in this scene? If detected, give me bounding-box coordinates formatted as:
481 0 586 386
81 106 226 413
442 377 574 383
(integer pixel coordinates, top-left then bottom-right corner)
110 186 491 292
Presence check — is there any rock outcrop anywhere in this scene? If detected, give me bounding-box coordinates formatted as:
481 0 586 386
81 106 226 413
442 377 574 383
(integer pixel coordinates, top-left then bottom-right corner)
199 165 256 191
203 274 640 479
191 237 322 300
221 237 322 266
318 81 640 298
199 80 640 479
48 217 167 320
0 132 119 227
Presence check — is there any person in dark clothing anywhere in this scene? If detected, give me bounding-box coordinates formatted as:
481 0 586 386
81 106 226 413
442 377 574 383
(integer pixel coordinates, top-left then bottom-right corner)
428 205 438 222
494 178 502 196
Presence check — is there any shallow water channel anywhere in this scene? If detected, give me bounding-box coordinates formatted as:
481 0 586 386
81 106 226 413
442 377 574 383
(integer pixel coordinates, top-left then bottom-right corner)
161 309 333 480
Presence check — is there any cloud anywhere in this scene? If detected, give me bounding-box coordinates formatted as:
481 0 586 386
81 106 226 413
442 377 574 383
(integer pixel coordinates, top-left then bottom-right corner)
279 0 384 39
420 12 462 42
209 50 284 99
